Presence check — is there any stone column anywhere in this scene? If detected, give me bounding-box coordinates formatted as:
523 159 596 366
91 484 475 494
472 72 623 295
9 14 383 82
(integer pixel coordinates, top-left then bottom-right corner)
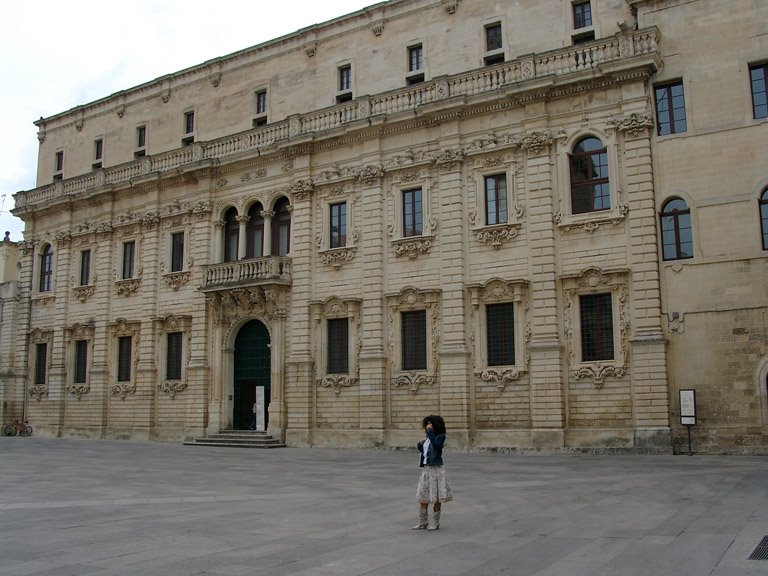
262 211 274 256
523 133 565 448
236 215 249 259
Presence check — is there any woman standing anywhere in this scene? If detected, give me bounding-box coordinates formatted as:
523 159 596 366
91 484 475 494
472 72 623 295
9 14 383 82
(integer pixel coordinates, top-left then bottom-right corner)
412 414 453 531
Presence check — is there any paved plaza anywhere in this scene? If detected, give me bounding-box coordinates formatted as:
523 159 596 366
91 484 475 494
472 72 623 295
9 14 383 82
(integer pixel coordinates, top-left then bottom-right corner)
1 438 767 576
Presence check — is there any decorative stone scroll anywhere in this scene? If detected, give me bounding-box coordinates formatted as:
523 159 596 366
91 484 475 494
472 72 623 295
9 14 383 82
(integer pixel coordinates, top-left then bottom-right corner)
393 372 435 392
160 381 188 399
320 248 356 270
610 113 654 137
67 383 90 400
393 236 433 259
291 179 315 201
111 382 137 400
475 223 521 249
520 131 552 155
116 279 141 296
320 375 357 396
477 368 524 390
572 364 626 387
162 271 191 291
73 285 95 303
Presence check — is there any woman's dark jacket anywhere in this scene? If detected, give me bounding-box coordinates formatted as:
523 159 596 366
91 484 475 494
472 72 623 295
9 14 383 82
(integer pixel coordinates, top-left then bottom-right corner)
416 428 445 467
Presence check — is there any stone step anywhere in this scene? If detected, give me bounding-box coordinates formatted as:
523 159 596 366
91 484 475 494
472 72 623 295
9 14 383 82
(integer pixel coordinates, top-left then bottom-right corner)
184 430 286 449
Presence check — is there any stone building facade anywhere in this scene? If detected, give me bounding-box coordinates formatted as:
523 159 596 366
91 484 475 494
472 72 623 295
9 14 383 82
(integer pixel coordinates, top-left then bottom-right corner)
6 0 768 453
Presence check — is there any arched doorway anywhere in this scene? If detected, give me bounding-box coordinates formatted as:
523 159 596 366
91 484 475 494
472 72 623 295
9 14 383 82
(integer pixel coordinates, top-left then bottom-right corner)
233 320 271 430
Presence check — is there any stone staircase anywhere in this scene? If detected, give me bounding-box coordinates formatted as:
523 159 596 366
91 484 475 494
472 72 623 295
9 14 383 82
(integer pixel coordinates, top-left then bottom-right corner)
184 430 286 449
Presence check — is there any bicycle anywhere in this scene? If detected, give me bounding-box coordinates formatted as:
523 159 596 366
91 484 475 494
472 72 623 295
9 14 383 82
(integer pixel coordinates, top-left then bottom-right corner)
3 419 32 437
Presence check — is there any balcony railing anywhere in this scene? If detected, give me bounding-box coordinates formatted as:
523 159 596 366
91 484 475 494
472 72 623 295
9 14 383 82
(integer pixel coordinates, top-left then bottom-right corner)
15 27 659 211
201 257 291 291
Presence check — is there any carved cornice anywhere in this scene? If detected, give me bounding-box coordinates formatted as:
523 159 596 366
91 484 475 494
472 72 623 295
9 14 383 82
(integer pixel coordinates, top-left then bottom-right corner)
430 149 465 169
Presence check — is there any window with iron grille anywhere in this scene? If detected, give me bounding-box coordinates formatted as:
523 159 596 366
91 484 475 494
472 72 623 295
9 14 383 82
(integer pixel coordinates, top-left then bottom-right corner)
570 137 610 214
580 293 614 362
485 174 508 226
327 318 349 374
117 336 132 382
330 202 347 249
660 198 693 260
170 232 184 272
79 250 91 286
74 340 88 384
122 241 135 279
402 188 423 237
402 310 427 371
655 81 687 135
35 343 47 385
573 1 592 29
750 63 768 119
166 332 183 381
39 244 53 292
486 303 515 366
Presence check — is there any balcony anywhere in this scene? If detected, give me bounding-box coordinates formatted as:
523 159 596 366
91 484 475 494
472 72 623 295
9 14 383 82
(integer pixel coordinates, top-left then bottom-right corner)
201 257 291 292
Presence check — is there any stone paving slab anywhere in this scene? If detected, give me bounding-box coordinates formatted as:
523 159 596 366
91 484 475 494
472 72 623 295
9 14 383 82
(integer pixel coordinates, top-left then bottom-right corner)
1 438 767 576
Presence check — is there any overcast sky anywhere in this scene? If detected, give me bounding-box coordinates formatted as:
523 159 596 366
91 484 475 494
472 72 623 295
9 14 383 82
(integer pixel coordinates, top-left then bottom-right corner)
0 0 376 241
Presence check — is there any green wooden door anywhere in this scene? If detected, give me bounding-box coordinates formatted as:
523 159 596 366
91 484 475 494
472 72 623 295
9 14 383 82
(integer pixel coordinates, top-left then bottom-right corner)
233 320 271 430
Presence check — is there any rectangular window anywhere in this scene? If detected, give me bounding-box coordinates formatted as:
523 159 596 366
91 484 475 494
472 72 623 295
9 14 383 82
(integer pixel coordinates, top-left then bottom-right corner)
39 245 53 292
327 318 349 374
79 249 91 286
117 336 132 382
573 1 592 29
170 232 184 273
135 125 146 157
402 310 427 371
580 293 614 362
485 174 508 225
402 187 423 237
74 340 88 384
487 303 515 366
408 44 423 72
93 138 103 168
54 151 64 180
35 343 47 386
655 81 687 135
750 63 768 119
485 23 503 51
256 90 267 115
339 65 352 92
122 241 135 280
329 202 347 249
182 111 195 145
166 332 183 380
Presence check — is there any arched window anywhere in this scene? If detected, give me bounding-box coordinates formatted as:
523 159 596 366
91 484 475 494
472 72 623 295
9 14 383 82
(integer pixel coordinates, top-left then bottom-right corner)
246 203 264 259
272 197 291 256
569 136 610 214
760 188 768 251
223 207 239 262
660 198 693 260
39 244 53 292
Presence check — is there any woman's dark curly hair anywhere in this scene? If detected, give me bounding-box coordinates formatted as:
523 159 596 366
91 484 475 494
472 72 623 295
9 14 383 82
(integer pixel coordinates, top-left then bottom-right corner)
421 414 446 436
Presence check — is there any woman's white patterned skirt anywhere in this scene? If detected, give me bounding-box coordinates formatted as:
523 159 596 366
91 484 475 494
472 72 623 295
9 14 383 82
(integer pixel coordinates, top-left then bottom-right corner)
416 465 453 503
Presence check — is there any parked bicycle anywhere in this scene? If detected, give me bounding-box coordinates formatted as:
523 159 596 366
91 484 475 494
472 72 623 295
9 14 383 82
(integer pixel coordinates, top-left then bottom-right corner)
3 419 32 437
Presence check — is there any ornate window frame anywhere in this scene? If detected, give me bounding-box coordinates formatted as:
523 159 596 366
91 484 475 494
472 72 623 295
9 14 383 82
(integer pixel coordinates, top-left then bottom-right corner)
161 217 192 291
311 297 361 395
554 130 628 233
35 242 55 295
28 328 53 401
386 287 441 392
109 318 140 400
155 315 191 399
114 228 142 296
562 267 629 387
65 323 95 400
316 184 358 269
468 155 524 249
468 279 530 389
387 172 437 259
72 240 97 302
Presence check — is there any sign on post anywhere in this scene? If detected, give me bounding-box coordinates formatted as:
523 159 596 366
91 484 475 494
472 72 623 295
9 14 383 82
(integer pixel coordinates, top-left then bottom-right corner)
679 389 696 456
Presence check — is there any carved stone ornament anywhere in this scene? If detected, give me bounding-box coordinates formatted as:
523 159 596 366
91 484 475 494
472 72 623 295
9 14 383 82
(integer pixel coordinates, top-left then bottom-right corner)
475 224 521 249
37 130 46 143
441 0 460 13
572 363 626 388
29 385 49 401
393 237 432 259
520 131 552 155
67 384 90 400
111 382 137 400
192 200 213 216
477 368 524 390
320 248 355 270
305 43 317 57
370 19 385 36
55 230 72 246
160 381 188 399
431 149 465 169
162 271 191 291
319 375 357 396
291 179 315 201
73 285 95 303
357 164 384 184
161 88 171 103
116 279 141 296
95 222 113 236
393 372 435 393
18 240 35 256
612 113 654 137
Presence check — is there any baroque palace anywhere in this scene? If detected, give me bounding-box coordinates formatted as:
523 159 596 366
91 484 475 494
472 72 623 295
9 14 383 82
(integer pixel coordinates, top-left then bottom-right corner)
2 0 767 453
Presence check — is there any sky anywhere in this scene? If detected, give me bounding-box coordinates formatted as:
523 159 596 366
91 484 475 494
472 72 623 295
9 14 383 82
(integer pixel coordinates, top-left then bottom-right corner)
0 0 377 241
